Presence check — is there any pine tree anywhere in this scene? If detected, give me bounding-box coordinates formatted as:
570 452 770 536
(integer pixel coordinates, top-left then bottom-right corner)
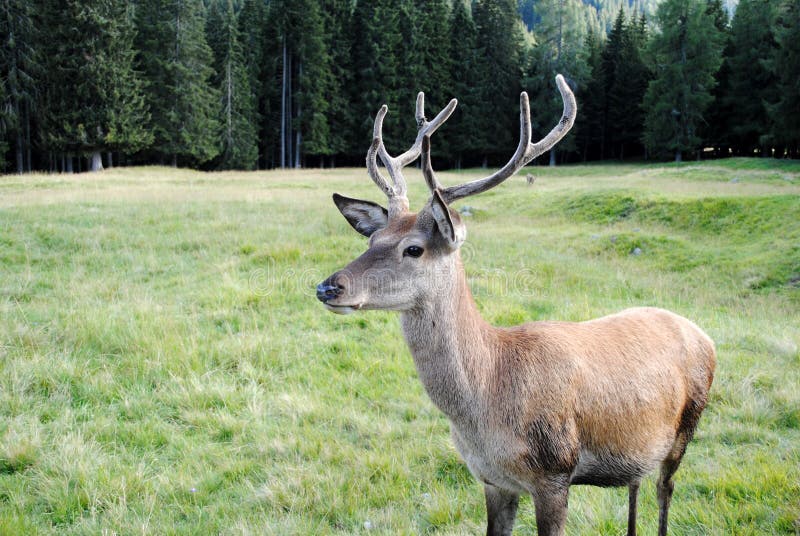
699 0 731 156
599 8 626 158
725 0 778 156
575 28 606 161
207 0 258 170
447 0 482 168
39 0 151 172
608 11 650 159
294 0 331 166
525 0 588 164
270 0 332 168
349 0 404 157
403 0 452 160
1 0 37 173
258 2 284 168
238 0 268 168
768 0 800 157
0 77 7 170
473 0 524 164
642 0 723 161
136 0 220 167
320 0 352 166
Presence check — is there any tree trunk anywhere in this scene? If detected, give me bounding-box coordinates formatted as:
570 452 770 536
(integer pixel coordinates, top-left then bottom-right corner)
280 38 287 168
226 60 233 158
294 63 302 169
89 151 104 171
294 106 301 166
172 154 178 167
66 155 74 173
675 150 682 162
549 149 556 167
287 49 293 167
15 129 24 174
24 100 32 172
106 152 113 168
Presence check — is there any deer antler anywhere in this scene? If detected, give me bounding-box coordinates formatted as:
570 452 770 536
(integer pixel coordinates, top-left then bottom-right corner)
426 75 576 204
366 93 458 216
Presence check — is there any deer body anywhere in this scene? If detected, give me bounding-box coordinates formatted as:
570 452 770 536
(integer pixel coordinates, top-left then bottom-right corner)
317 77 715 535
402 278 714 494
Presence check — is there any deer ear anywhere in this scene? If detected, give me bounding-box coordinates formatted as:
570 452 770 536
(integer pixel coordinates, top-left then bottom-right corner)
428 190 466 249
332 193 389 237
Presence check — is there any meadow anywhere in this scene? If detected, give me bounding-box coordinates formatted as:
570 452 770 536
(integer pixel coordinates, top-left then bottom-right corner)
1 159 798 535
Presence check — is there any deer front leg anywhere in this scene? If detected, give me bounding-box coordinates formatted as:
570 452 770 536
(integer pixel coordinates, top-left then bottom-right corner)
484 484 520 536
531 475 570 536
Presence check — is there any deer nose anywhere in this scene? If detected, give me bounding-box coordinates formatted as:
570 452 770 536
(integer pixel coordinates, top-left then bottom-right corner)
316 280 343 303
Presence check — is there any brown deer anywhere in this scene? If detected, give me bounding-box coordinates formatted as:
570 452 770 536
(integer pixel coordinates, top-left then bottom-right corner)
316 76 715 536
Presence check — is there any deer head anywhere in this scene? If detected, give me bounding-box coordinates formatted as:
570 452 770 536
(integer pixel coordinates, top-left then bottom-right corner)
317 76 576 314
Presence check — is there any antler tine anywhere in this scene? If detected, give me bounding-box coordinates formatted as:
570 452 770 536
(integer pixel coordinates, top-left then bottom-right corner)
365 105 398 199
421 135 443 192
415 92 425 127
372 93 428 203
441 74 576 205
366 93 458 215
526 74 577 161
396 96 458 167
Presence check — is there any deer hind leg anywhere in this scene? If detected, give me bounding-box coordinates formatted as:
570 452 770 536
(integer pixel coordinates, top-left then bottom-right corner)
657 457 681 536
484 484 520 536
658 391 708 535
627 480 640 536
531 474 570 536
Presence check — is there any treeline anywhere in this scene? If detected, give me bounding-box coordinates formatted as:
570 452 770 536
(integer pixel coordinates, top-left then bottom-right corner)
0 0 798 174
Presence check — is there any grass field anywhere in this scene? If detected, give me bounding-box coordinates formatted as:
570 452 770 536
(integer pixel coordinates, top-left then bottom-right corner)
1 159 799 535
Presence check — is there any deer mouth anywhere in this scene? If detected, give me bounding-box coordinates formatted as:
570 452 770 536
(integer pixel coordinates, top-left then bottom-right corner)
323 303 362 315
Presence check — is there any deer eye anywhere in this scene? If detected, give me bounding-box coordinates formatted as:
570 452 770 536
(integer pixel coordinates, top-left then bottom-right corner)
403 245 424 258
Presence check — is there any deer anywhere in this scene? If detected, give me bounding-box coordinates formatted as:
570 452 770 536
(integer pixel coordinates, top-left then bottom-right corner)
315 75 716 536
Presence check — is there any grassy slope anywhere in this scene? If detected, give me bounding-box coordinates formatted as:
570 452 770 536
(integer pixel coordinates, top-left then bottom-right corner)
0 159 798 535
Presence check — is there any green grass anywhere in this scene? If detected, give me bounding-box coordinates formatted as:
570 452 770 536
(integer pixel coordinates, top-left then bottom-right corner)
1 160 799 535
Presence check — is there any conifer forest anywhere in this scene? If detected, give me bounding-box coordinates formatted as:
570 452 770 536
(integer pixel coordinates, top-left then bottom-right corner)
1 0 798 174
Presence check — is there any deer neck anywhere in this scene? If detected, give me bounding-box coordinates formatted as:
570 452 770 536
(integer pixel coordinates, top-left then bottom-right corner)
399 256 495 424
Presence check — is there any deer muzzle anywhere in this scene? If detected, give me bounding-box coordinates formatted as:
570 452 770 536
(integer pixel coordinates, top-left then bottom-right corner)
316 279 343 303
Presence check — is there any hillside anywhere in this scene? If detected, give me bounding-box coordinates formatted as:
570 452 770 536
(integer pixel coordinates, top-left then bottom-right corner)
518 0 738 32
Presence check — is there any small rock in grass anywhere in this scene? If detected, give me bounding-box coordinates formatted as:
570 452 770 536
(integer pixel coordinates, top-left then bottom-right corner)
363 520 373 530
631 247 642 256
730 177 740 183
590 234 600 240
610 235 617 243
